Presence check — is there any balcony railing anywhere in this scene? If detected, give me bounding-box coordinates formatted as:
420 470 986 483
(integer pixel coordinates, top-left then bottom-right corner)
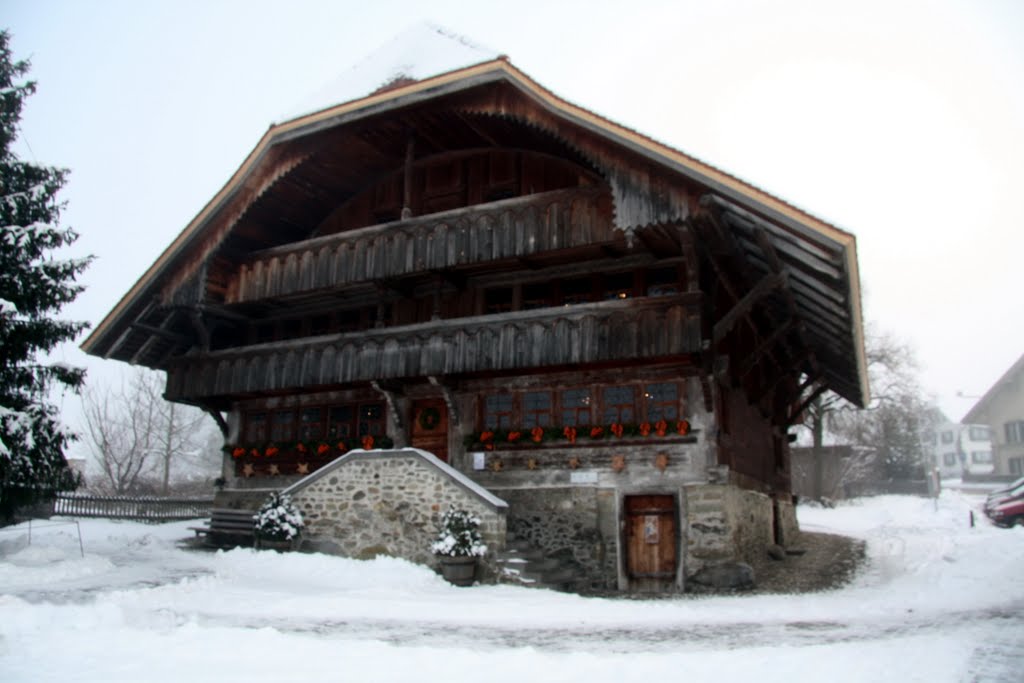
166 294 702 401
224 187 610 304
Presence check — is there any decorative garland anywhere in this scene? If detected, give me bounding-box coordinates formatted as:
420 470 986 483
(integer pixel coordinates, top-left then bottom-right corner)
464 420 692 450
226 435 395 460
417 406 441 431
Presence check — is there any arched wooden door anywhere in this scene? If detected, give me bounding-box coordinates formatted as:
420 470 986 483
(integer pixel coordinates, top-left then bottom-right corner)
411 398 449 462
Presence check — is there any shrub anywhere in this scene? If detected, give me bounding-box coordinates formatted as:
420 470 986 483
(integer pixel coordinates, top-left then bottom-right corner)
431 504 486 557
253 492 304 541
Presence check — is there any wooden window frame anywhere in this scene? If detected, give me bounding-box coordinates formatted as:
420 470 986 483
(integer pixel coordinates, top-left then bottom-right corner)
560 387 593 426
601 385 637 424
642 382 680 423
482 393 515 430
522 390 554 428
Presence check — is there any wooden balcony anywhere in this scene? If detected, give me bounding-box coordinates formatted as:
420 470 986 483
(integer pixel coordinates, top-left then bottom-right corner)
225 186 611 305
166 294 702 402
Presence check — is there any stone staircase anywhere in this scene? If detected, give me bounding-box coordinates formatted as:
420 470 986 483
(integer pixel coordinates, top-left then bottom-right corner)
495 532 578 591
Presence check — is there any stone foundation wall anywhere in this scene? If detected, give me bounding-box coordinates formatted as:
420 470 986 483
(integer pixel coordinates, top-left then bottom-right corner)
495 486 618 591
284 450 506 569
727 487 774 565
684 484 774 575
775 496 800 547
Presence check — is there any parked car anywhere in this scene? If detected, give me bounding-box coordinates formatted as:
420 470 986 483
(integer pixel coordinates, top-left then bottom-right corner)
985 493 1024 528
985 477 1024 512
988 476 1024 499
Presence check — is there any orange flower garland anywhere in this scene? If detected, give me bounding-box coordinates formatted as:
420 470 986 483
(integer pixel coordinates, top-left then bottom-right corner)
610 423 624 438
361 435 375 450
563 426 577 444
530 426 544 443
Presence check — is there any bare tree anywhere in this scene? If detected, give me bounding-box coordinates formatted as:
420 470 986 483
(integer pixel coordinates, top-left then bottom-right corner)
801 328 938 499
81 369 214 494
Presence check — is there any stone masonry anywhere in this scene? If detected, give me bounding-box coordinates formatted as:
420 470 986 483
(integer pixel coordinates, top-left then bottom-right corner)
283 449 507 569
684 484 773 576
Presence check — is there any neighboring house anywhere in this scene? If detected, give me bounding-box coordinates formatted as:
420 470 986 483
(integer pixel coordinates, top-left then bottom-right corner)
963 353 1024 477
924 419 993 479
80 27 868 592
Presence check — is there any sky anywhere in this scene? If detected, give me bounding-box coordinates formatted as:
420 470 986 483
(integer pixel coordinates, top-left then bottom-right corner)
5 0 1024 453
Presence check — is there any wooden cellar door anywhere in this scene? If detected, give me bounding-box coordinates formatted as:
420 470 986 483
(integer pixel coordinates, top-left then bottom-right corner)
411 398 449 463
625 494 677 587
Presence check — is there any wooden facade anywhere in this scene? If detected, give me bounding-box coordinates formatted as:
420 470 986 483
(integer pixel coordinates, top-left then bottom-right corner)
83 55 867 591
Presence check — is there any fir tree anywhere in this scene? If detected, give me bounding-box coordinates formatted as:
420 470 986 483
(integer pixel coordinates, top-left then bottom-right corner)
0 30 92 522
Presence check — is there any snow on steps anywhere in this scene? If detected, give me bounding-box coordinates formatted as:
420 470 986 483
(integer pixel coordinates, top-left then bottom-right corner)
496 534 576 591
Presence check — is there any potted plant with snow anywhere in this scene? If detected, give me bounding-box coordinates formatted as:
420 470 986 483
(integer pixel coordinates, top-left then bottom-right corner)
431 504 487 586
253 492 304 551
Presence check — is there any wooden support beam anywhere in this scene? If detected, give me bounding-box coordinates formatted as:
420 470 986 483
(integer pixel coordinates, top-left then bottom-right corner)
130 322 191 346
199 404 229 438
712 272 785 343
371 380 407 446
428 375 460 427
190 310 211 352
401 133 415 220
788 381 829 426
738 319 797 379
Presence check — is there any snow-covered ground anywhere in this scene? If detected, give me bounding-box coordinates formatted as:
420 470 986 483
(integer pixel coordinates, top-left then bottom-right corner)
1 491 1021 682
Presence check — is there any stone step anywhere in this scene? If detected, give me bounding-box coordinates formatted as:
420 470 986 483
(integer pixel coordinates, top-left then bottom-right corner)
495 547 546 563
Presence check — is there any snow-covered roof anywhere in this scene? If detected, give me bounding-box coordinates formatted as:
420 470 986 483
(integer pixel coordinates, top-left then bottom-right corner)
279 23 500 123
281 448 508 512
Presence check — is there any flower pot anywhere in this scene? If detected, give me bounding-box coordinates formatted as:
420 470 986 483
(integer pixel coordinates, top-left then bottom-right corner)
439 555 478 586
255 536 298 552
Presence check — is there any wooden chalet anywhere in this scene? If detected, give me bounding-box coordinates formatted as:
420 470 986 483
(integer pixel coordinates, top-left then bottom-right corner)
83 36 868 592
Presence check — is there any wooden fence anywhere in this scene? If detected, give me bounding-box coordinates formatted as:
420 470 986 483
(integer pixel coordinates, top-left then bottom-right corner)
52 493 214 521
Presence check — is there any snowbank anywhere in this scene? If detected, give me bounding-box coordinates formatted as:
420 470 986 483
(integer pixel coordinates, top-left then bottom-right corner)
1 490 1021 682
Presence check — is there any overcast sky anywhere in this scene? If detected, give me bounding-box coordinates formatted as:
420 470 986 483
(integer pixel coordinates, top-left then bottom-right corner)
6 0 1024 448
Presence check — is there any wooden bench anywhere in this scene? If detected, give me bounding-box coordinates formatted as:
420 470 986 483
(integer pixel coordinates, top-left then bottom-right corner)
189 508 256 546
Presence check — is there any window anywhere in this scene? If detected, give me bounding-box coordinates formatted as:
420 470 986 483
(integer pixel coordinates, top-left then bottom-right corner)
245 412 267 442
602 386 636 423
971 451 993 464
483 394 514 429
522 391 553 428
943 452 958 467
1005 421 1024 444
644 383 679 422
1011 458 1023 475
969 425 991 441
603 272 634 301
560 277 593 305
561 388 592 426
271 410 295 441
357 403 385 436
940 431 954 444
327 405 354 439
522 283 551 310
299 407 323 440
646 266 680 297
484 287 514 314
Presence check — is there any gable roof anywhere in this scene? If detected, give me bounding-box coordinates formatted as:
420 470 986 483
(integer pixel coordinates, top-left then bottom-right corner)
962 352 1024 423
81 51 869 407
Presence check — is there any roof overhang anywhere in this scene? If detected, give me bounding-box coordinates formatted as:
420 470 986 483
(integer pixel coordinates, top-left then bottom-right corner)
82 57 868 407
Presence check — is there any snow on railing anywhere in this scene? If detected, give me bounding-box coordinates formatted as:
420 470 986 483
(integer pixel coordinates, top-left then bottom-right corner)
52 493 213 521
